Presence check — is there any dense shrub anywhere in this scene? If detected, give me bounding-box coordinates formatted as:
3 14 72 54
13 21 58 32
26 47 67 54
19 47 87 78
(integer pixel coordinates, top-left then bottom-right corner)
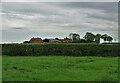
2 43 119 56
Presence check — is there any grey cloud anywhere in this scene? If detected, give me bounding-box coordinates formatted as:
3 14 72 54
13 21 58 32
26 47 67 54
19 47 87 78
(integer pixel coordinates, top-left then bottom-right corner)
3 2 118 22
55 2 118 22
2 3 65 16
2 0 120 2
54 2 118 13
88 14 118 22
12 27 27 30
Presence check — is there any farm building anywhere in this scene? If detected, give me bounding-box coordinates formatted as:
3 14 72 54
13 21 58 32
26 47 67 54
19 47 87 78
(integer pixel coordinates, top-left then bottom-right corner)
23 37 72 43
49 39 61 43
45 37 72 43
29 37 43 43
59 37 72 43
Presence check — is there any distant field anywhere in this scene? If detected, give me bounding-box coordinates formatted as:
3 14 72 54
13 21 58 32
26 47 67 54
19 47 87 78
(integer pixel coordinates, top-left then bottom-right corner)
2 56 118 81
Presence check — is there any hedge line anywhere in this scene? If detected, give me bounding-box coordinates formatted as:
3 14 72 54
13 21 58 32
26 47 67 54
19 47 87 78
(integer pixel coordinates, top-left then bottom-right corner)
2 43 119 56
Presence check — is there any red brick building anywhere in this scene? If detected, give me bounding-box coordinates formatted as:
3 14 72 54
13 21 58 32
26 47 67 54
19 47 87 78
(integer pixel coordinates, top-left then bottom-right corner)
29 38 43 43
23 37 72 43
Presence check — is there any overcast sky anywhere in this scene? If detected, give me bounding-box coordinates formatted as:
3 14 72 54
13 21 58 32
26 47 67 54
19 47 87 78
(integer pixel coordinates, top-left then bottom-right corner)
1 2 118 43
1 0 120 2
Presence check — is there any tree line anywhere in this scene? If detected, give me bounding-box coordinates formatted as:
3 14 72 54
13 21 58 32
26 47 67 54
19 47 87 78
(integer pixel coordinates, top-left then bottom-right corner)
69 32 113 43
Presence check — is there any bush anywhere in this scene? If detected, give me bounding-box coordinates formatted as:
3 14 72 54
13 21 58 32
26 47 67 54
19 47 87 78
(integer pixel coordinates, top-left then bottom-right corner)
2 43 119 56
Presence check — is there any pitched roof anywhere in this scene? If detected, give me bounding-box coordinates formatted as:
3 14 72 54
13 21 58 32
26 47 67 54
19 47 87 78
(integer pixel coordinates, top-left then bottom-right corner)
30 38 42 41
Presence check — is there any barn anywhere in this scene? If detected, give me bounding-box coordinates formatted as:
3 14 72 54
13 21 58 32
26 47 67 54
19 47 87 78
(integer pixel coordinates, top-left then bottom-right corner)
29 37 43 43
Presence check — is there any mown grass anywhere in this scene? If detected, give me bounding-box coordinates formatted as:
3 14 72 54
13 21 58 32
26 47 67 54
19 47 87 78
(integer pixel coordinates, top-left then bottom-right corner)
2 56 118 81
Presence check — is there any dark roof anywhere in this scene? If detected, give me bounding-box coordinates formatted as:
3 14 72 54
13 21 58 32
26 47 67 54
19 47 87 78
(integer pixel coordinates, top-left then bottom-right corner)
30 38 42 41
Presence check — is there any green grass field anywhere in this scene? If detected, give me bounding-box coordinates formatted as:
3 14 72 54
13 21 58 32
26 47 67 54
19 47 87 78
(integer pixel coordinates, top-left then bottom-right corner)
0 56 2 82
2 56 118 81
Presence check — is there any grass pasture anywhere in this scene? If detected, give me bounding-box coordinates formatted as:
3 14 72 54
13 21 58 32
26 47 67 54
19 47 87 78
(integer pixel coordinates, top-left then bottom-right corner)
2 56 118 81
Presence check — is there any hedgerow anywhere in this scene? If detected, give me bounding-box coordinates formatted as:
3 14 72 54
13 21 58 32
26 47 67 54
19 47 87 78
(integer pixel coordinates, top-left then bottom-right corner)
2 43 119 56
